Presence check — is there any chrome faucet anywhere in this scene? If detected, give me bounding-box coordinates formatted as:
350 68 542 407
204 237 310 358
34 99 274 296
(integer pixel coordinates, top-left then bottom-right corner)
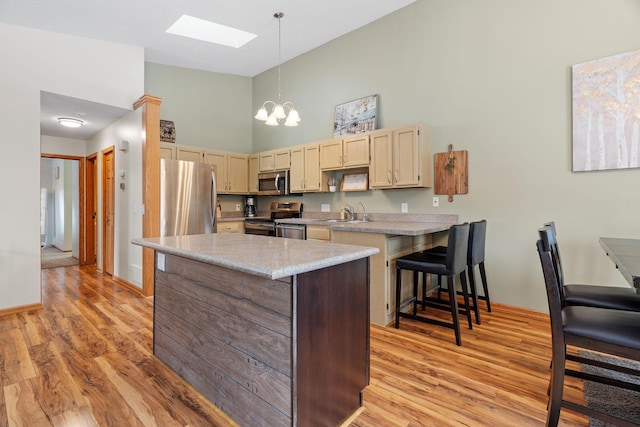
342 204 354 221
359 202 368 222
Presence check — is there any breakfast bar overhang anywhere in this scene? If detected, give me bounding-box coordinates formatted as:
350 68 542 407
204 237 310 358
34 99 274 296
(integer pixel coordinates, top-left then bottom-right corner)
133 233 379 426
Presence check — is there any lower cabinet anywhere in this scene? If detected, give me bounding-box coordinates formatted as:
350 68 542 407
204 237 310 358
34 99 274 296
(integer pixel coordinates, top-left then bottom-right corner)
331 230 447 325
306 225 330 242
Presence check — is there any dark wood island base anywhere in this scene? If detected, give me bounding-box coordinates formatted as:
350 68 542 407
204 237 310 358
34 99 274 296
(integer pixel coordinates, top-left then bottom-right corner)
153 252 370 426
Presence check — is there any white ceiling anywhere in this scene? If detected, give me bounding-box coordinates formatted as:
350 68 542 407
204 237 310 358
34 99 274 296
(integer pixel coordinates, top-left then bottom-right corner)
2 0 415 140
2 0 416 77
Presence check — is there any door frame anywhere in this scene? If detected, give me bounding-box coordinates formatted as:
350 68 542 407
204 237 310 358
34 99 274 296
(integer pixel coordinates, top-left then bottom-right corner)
40 154 86 265
101 146 115 276
86 153 97 266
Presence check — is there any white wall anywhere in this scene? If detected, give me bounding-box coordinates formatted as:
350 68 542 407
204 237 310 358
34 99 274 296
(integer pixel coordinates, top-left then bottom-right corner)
0 23 143 311
86 109 144 287
41 135 87 157
250 0 640 311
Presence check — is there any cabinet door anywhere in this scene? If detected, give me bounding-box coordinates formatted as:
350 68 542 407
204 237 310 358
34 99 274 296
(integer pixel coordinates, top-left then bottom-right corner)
393 126 420 187
343 134 369 168
227 154 249 194
248 155 259 194
319 138 343 170
177 147 203 163
369 131 393 188
204 152 227 193
159 143 176 159
274 149 290 170
259 152 274 171
304 144 321 191
217 221 245 234
289 146 305 193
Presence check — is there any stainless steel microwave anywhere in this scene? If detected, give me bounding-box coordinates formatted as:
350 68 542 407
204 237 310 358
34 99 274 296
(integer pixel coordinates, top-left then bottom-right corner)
258 171 290 196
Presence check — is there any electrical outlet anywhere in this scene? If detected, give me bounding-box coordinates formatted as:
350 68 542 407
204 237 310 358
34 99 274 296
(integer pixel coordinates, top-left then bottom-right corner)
321 204 330 212
432 197 439 207
235 203 241 211
401 203 408 213
157 253 166 272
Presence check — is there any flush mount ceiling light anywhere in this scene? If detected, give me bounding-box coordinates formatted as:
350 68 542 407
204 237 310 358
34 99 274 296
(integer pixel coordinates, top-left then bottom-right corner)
57 117 84 128
254 12 301 127
166 15 257 48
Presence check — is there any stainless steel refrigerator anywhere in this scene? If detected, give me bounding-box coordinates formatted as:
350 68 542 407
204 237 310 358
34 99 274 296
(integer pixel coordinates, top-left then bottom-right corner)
160 158 217 237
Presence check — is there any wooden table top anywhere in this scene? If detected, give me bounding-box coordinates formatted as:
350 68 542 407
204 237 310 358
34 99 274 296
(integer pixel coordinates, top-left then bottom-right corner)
599 237 640 289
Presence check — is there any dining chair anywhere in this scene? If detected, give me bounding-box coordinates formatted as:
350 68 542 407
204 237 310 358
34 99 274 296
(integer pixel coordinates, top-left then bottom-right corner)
536 230 640 426
395 223 472 346
541 223 640 311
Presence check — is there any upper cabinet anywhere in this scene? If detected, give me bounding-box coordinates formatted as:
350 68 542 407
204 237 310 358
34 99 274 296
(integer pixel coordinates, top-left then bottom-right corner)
259 149 290 172
160 143 176 159
290 143 320 193
203 150 248 195
176 146 204 163
370 124 431 189
248 155 259 194
319 134 370 170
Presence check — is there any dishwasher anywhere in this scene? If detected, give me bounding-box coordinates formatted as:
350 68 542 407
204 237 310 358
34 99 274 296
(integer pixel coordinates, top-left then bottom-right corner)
275 223 306 240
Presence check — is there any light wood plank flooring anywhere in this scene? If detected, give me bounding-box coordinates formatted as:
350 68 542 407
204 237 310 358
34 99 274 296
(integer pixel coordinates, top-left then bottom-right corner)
0 265 588 426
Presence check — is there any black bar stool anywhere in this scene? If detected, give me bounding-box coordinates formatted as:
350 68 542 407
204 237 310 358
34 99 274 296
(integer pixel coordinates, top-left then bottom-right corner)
395 223 471 346
426 220 491 324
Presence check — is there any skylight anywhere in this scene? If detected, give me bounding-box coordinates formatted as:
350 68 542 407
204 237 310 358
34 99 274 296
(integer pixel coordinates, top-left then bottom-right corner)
166 15 257 49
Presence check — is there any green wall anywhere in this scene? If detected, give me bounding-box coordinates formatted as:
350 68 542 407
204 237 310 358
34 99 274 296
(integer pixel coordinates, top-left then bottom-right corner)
145 0 640 311
145 63 253 153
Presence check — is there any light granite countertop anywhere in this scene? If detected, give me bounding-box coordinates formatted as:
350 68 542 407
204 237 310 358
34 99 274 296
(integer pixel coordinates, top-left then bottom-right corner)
133 233 379 280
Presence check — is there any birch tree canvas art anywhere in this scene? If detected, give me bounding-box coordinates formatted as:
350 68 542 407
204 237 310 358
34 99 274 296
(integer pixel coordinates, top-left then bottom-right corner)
572 49 640 172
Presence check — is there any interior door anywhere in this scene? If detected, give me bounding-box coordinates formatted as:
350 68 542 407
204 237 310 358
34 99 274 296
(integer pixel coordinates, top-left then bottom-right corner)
102 148 115 275
86 154 97 265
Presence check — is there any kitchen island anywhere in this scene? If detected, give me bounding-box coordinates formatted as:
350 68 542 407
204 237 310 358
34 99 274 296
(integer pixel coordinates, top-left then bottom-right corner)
133 233 378 427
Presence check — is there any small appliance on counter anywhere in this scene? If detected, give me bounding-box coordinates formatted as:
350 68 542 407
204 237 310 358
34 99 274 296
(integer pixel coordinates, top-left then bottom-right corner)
244 196 257 217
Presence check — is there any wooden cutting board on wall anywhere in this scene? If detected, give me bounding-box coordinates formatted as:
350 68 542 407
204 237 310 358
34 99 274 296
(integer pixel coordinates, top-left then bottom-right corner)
434 149 468 202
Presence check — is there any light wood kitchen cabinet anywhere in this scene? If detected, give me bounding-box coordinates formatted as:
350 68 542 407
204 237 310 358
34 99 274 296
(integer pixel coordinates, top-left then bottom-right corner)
204 150 248 194
160 143 176 159
290 143 320 193
370 123 431 189
259 149 290 172
176 146 204 163
306 225 330 242
216 221 245 234
331 230 443 325
248 155 259 194
319 134 369 170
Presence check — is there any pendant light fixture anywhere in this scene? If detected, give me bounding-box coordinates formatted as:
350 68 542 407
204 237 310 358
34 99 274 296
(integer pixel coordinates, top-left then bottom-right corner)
254 12 301 127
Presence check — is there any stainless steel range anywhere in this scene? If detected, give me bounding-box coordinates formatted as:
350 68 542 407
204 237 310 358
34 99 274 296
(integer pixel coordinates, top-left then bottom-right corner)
244 202 303 236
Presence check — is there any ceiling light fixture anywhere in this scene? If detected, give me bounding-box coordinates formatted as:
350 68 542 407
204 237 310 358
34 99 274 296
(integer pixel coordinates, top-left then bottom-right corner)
57 117 84 128
254 12 301 127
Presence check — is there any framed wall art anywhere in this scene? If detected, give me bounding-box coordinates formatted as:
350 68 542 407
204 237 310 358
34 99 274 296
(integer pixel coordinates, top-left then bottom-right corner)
160 120 176 143
333 95 377 137
341 173 369 192
572 49 640 172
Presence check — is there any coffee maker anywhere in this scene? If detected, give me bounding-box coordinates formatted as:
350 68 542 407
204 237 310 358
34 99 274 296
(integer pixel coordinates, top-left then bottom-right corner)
244 196 257 217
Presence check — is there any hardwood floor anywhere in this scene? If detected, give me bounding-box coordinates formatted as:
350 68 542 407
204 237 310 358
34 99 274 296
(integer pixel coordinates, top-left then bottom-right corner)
0 265 588 426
